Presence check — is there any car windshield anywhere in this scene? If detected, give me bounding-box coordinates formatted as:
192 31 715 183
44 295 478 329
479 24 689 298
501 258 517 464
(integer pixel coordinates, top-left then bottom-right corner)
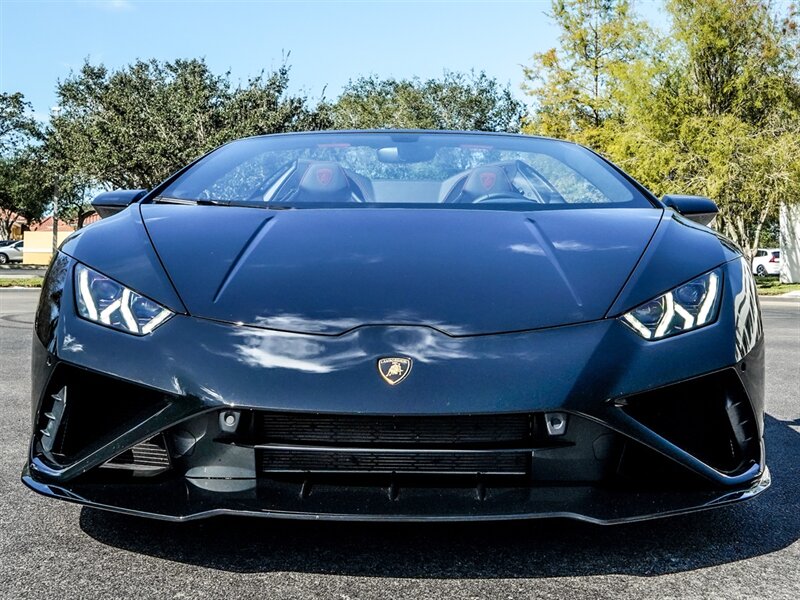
157 132 654 210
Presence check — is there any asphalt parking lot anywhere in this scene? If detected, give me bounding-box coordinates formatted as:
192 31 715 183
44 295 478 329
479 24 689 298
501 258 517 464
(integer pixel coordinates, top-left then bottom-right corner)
0 289 798 600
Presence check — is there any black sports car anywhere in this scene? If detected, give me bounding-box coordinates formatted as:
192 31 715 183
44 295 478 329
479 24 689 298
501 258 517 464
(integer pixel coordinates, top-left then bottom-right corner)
23 130 768 523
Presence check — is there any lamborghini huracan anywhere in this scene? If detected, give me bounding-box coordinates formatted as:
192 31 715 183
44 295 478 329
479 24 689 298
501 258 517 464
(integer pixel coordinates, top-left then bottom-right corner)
23 130 768 523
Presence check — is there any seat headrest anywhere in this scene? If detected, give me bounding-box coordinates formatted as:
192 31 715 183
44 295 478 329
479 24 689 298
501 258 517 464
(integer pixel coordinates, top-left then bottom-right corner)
461 165 515 199
298 161 351 199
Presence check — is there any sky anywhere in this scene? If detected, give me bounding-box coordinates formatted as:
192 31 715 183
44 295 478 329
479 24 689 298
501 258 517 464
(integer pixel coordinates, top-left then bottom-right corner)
0 0 668 121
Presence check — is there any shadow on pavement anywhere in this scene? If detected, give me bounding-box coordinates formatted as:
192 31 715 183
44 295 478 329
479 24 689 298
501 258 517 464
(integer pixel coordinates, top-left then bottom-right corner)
79 414 799 578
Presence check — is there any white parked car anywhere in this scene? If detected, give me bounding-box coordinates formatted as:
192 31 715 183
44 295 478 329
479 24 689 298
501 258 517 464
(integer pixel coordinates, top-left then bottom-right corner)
0 240 23 264
752 248 781 276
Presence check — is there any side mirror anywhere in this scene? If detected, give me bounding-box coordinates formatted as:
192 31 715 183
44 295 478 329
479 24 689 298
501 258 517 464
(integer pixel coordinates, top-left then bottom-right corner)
662 194 718 226
92 189 147 218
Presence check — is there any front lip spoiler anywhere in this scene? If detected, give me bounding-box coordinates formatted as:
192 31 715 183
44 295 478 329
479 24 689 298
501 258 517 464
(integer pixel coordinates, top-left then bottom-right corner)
21 466 771 526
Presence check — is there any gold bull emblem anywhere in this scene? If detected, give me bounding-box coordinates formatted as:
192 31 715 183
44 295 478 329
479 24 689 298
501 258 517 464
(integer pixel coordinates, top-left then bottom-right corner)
378 357 413 385
386 363 403 377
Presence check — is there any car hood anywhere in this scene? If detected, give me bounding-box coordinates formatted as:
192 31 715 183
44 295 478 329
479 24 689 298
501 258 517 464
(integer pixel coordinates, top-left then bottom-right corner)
140 205 662 335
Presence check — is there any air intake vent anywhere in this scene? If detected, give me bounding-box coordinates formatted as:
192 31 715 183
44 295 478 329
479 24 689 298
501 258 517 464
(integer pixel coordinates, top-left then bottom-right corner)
101 434 171 476
35 365 172 465
621 369 759 474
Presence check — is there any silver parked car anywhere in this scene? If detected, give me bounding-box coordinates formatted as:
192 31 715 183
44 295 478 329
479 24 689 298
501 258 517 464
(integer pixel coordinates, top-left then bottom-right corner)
0 240 23 264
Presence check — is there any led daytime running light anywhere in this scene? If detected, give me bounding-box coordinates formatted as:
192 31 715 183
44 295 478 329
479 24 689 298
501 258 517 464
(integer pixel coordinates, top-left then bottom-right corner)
75 264 173 336
621 270 721 340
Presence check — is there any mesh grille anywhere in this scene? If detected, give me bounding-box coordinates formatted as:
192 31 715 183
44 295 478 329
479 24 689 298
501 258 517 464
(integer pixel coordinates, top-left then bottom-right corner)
102 435 170 474
259 447 530 475
259 412 533 447
256 412 536 476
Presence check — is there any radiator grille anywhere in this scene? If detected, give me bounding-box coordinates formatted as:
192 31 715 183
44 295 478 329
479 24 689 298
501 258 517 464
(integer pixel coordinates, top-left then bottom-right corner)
259 447 530 475
259 412 533 447
255 412 536 477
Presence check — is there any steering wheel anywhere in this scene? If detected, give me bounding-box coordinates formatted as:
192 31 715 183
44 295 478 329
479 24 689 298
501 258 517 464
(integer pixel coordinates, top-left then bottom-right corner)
347 180 368 203
470 191 537 204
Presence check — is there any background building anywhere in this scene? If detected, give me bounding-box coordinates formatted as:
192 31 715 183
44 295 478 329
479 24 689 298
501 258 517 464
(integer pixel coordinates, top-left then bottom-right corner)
780 203 800 284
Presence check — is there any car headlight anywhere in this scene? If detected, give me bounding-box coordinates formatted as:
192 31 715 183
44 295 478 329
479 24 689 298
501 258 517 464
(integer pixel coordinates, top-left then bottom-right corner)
620 269 722 340
74 264 173 335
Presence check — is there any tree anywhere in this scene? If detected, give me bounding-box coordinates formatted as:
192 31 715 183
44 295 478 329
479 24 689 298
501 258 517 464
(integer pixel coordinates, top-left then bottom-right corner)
0 149 53 239
329 71 524 132
0 93 48 238
522 0 649 143
50 58 327 191
607 0 800 259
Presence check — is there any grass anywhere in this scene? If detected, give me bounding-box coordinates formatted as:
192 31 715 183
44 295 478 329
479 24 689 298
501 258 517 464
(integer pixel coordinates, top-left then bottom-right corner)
0 277 44 288
755 276 800 296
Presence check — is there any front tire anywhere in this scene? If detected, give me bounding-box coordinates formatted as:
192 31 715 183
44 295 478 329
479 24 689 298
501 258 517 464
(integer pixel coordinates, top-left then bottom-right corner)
756 265 767 277
0 253 8 265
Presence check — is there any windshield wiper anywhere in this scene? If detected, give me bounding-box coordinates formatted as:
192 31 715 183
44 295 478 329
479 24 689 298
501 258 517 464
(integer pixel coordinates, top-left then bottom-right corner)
154 196 299 210
154 196 229 206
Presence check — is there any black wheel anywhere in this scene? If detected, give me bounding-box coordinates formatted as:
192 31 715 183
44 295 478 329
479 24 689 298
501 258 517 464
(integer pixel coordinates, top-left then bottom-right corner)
756 265 767 277
0 253 8 265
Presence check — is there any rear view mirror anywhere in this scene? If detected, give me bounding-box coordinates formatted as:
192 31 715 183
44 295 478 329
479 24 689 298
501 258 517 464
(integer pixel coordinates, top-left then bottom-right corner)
377 145 437 163
92 189 148 218
662 195 718 226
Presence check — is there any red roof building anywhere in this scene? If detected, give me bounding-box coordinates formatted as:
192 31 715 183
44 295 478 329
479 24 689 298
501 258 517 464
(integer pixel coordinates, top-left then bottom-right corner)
29 216 75 233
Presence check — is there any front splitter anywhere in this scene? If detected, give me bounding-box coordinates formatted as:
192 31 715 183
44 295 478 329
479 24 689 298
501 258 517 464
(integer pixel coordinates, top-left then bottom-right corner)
21 466 770 525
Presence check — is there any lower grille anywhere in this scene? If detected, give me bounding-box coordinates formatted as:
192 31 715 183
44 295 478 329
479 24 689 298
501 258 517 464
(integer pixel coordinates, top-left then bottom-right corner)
259 412 534 447
259 446 530 475
254 412 539 478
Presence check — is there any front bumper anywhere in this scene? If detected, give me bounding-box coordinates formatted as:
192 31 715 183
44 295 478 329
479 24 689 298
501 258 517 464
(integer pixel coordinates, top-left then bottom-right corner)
23 255 768 523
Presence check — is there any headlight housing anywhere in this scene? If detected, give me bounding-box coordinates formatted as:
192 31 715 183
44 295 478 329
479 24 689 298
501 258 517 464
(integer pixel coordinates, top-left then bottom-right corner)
621 269 722 340
74 264 173 335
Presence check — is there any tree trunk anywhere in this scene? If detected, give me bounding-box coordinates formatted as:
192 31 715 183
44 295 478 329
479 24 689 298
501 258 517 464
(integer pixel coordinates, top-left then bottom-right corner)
720 200 775 265
0 212 14 240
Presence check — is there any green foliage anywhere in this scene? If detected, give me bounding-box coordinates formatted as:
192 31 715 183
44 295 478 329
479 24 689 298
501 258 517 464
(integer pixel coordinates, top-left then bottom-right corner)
522 0 650 140
754 278 800 295
0 92 40 156
329 71 523 132
0 277 44 288
0 148 54 238
41 64 523 200
0 93 49 238
613 0 800 257
50 58 327 190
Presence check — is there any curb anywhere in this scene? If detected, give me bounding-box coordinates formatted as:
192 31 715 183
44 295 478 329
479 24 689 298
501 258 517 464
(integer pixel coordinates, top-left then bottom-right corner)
758 295 800 303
